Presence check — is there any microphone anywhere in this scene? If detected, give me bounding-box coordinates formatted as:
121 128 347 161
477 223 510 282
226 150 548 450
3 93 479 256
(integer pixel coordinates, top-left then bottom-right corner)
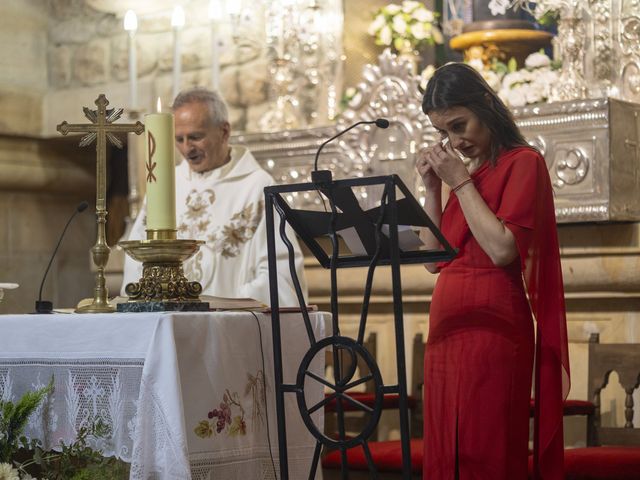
312 118 390 183
35 201 89 314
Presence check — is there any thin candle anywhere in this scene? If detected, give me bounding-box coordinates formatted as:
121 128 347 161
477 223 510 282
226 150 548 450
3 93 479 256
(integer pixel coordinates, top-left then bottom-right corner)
124 10 138 109
172 5 185 100
209 0 223 90
144 97 177 235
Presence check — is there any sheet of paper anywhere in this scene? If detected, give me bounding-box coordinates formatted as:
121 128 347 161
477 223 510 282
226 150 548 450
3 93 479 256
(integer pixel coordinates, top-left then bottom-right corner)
336 226 368 255
337 225 425 254
381 224 425 251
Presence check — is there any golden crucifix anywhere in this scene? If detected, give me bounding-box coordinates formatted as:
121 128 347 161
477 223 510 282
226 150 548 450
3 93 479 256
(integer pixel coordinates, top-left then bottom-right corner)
57 94 145 313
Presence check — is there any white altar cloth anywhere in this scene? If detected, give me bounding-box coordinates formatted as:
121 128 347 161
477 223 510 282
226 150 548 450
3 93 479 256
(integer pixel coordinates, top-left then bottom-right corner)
0 311 327 479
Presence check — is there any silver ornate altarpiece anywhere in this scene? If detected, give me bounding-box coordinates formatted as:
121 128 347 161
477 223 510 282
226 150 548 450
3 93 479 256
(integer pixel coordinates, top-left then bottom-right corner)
233 50 640 224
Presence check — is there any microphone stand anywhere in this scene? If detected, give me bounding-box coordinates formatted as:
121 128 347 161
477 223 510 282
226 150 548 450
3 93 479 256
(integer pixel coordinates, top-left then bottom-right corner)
311 118 390 184
35 201 89 314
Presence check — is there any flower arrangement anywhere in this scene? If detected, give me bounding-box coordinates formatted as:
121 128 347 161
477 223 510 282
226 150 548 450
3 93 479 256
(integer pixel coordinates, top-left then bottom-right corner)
1 382 129 480
368 1 444 53
418 51 561 108
488 0 563 25
497 51 561 107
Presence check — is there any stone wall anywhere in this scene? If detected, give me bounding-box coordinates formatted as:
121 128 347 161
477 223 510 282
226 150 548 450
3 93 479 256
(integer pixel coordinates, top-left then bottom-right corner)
0 1 95 313
43 0 278 135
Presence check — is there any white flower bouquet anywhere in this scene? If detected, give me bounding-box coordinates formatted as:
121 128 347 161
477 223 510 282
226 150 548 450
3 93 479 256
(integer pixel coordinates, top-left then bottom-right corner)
488 0 563 25
419 51 561 107
368 1 444 53
497 51 561 107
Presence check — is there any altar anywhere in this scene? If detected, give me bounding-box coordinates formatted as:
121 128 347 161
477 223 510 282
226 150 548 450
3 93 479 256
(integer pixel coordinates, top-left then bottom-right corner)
0 311 327 479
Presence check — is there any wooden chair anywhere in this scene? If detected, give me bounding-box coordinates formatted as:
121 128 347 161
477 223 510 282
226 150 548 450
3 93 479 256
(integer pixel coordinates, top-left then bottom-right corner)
558 333 640 480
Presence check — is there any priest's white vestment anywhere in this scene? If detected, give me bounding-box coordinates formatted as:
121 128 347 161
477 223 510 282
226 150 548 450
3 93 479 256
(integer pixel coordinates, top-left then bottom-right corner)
121 146 307 306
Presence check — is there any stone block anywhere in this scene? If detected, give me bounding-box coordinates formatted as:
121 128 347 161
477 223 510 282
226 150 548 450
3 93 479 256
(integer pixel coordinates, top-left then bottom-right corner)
96 13 121 37
0 88 43 136
219 66 240 106
50 17 97 45
49 44 72 87
111 35 158 82
0 3 48 90
138 14 173 34
237 59 269 106
181 27 211 71
49 0 90 20
73 39 110 85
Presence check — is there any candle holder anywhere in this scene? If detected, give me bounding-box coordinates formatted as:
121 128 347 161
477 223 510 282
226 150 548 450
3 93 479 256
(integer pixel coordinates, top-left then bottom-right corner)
117 229 209 312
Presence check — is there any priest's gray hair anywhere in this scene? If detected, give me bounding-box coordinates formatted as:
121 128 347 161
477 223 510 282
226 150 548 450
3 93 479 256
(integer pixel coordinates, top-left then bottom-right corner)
172 88 229 125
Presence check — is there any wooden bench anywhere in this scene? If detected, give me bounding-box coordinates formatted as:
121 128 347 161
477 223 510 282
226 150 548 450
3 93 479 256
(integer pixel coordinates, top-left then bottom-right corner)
557 333 640 480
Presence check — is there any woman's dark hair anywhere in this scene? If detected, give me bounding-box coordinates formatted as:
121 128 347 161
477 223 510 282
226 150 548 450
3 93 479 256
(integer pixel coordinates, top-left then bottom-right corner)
422 62 530 164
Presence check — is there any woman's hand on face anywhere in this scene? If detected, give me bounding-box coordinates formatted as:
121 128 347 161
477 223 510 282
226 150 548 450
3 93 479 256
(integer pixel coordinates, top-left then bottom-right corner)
416 147 442 191
423 142 470 189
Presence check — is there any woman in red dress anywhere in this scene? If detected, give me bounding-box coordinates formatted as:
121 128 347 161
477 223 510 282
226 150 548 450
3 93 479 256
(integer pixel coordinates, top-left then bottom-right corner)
417 63 570 479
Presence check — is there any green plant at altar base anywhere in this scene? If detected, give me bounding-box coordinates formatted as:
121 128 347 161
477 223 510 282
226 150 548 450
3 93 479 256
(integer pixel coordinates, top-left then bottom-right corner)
0 382 129 480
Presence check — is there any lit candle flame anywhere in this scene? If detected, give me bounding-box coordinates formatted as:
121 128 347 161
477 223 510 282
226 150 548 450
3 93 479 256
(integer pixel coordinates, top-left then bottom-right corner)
208 0 225 21
156 97 162 113
124 10 138 32
171 5 185 28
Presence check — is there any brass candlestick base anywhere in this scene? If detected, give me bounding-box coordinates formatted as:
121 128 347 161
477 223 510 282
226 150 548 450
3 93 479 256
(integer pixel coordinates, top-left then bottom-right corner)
119 237 205 303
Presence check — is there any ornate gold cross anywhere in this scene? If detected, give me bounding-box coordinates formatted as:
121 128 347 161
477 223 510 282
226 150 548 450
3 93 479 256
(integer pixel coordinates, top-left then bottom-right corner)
57 94 145 313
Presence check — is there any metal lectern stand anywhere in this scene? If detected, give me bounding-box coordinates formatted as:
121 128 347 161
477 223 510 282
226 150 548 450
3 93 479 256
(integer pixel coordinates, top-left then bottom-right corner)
264 173 456 479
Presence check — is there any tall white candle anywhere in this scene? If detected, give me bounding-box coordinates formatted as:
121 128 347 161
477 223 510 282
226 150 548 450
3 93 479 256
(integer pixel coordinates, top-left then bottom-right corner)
208 0 223 90
171 5 185 100
227 0 242 40
145 98 177 234
124 10 138 109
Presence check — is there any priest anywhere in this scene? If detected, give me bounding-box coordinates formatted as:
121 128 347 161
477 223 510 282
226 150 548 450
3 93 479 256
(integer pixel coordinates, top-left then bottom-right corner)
121 88 307 306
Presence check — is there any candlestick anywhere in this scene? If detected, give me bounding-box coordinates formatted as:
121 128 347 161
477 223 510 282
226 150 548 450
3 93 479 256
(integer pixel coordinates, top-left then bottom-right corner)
124 10 138 109
172 5 185 100
144 98 176 236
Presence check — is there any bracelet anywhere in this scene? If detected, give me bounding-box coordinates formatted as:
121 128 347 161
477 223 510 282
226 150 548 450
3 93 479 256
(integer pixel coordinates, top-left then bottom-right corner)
452 178 473 193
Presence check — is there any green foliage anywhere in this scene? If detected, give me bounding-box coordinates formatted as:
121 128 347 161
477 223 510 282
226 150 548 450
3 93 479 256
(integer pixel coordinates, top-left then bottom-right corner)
537 9 559 28
1 382 129 480
15 423 130 480
0 379 53 463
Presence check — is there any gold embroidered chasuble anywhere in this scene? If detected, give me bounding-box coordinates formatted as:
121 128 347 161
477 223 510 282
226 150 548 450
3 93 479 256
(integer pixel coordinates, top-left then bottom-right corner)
121 146 307 306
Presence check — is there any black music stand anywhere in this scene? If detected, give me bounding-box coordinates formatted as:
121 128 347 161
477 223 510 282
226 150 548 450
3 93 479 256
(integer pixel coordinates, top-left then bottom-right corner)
264 173 456 479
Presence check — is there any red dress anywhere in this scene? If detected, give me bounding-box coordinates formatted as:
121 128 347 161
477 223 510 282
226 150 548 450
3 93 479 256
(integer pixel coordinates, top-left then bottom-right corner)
423 147 570 479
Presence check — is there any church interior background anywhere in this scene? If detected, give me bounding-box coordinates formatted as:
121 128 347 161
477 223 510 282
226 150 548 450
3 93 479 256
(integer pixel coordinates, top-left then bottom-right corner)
1 0 640 453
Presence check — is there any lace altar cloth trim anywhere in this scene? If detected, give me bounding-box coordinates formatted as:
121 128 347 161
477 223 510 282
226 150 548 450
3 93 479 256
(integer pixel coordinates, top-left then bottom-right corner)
189 445 322 480
0 358 144 462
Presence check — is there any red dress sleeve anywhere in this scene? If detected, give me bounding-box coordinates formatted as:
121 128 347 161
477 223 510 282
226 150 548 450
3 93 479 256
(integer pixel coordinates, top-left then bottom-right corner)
497 149 570 480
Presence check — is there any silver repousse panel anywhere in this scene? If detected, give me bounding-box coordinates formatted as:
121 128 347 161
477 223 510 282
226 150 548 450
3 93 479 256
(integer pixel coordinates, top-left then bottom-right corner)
233 54 640 223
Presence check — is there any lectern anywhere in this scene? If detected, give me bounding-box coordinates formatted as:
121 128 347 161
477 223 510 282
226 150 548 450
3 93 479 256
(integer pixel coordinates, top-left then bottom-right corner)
264 173 457 479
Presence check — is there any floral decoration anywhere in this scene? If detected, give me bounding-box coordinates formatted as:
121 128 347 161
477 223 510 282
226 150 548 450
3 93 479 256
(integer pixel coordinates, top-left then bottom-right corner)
488 0 562 25
496 51 561 107
419 50 561 108
368 1 444 53
1 381 129 480
195 370 266 440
